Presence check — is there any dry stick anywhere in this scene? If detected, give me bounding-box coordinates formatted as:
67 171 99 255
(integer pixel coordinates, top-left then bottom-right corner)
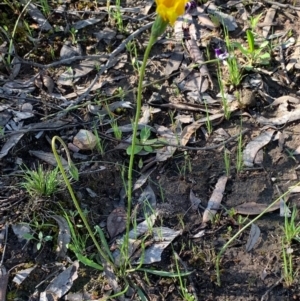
0 224 8 301
262 0 300 11
54 22 154 120
0 224 8 267
261 276 283 301
18 54 110 69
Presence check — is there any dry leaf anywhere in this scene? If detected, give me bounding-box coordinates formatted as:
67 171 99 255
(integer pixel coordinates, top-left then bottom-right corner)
155 125 178 162
73 17 105 30
165 52 183 76
203 175 227 223
207 3 237 31
135 227 182 264
262 5 277 38
189 190 201 210
257 106 300 126
181 123 201 146
29 150 68 167
243 130 275 167
42 74 54 93
57 68 74 86
23 1 53 31
107 207 127 239
137 185 157 216
51 215 71 258
12 266 36 285
192 230 205 238
44 261 79 298
245 223 261 252
0 133 24 159
234 201 281 215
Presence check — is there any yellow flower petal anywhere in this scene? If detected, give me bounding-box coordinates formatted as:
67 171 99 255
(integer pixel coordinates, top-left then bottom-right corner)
155 0 188 25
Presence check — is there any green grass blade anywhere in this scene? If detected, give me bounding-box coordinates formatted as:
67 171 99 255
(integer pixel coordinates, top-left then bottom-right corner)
246 30 255 53
95 225 114 262
138 268 193 277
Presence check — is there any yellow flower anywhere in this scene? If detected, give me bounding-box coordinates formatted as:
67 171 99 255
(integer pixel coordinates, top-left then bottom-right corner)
156 0 188 25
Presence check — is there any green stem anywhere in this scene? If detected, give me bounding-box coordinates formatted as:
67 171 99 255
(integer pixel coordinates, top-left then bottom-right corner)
125 35 157 258
51 136 113 266
216 181 300 286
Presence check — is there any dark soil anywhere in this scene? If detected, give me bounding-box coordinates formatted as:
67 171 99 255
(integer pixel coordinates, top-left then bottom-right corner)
1 0 300 300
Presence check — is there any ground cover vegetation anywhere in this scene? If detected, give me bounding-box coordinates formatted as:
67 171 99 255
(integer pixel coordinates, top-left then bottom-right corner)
1 0 300 300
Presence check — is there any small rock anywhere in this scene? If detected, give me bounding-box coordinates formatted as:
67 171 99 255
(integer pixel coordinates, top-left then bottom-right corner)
238 88 256 108
73 129 97 150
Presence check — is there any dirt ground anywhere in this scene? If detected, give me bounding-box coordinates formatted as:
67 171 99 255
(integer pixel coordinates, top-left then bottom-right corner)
1 0 300 300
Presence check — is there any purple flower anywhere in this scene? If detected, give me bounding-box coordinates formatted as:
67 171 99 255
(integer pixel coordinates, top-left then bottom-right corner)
185 1 197 13
214 48 230 60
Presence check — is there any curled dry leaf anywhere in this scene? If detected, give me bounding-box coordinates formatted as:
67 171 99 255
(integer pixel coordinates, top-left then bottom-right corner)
42 74 54 94
203 176 228 223
243 130 275 167
135 227 182 264
51 215 71 258
155 125 178 162
181 123 201 146
57 68 74 86
107 207 127 239
73 60 98 83
113 213 158 265
12 266 36 285
192 229 205 238
280 198 291 217
257 106 300 126
137 185 157 217
269 95 300 107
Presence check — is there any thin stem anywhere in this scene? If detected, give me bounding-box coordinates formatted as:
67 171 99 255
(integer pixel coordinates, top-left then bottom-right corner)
51 136 113 266
125 35 157 258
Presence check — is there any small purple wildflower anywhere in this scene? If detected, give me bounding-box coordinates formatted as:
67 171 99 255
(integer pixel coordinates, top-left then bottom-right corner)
214 47 230 60
185 1 197 13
